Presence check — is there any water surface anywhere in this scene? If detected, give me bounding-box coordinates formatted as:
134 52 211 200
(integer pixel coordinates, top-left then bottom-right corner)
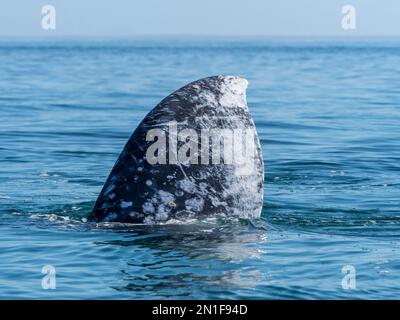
1 38 400 299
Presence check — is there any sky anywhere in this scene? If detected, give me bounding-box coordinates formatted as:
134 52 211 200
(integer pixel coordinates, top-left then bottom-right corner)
0 0 398 37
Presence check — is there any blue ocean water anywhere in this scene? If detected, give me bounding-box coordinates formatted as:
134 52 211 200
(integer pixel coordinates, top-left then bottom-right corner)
0 38 400 299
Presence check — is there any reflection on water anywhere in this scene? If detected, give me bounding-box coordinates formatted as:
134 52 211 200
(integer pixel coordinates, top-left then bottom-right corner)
95 220 268 296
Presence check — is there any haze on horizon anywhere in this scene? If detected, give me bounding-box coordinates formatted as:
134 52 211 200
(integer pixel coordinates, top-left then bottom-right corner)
0 0 398 38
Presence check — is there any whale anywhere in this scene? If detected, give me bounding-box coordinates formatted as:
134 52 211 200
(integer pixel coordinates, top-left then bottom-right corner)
89 76 264 223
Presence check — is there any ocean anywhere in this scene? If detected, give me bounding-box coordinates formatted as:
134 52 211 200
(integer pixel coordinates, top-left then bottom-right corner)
0 38 399 299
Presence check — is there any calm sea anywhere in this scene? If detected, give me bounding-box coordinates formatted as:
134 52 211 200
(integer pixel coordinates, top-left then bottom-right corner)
0 38 400 299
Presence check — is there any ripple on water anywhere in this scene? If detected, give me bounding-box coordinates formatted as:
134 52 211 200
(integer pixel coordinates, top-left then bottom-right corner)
1 39 400 299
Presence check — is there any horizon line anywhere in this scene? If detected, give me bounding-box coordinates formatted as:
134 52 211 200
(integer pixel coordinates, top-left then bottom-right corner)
1 34 400 42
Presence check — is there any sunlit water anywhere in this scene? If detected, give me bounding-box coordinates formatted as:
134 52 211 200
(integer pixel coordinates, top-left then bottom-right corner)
1 38 400 299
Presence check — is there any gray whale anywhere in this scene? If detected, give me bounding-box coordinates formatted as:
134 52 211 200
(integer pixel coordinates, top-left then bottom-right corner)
89 76 264 223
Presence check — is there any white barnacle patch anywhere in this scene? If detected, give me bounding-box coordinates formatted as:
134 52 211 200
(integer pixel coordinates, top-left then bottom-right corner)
168 201 177 208
218 76 248 109
158 190 175 203
194 89 218 108
176 179 196 194
189 76 248 111
108 193 116 199
120 201 132 209
143 202 155 214
142 190 176 222
175 190 184 197
145 180 153 186
199 182 208 192
144 216 155 224
185 197 204 213
155 204 170 221
210 196 227 208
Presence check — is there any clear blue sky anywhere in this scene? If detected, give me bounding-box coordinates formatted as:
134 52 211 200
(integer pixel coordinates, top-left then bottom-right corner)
0 0 398 37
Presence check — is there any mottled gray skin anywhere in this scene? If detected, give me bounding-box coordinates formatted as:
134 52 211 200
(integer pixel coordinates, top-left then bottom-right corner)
89 76 264 223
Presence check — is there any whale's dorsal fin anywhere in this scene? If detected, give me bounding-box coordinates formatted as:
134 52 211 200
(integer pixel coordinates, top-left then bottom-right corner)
90 76 264 223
